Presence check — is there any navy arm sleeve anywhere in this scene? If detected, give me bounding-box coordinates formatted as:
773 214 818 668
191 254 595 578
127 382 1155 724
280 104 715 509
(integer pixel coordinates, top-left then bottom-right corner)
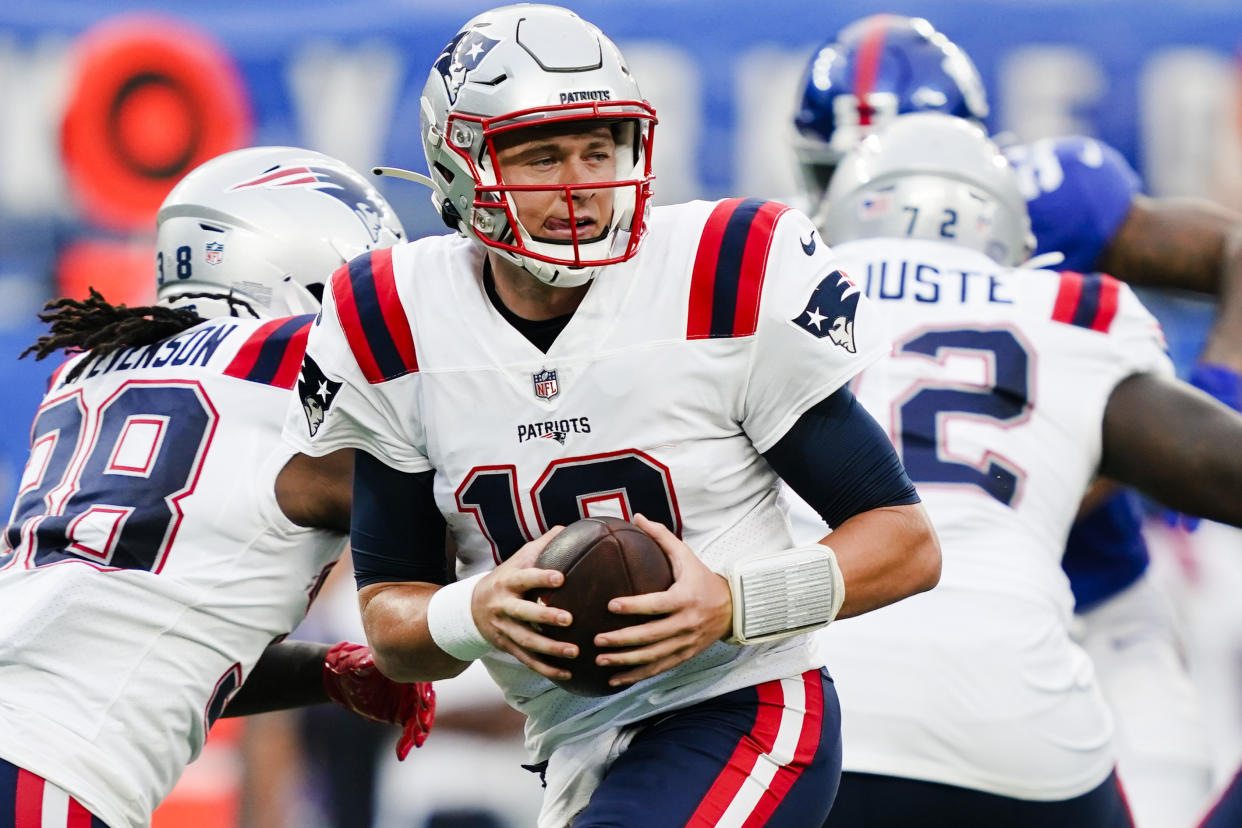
351 451 450 589
763 386 920 530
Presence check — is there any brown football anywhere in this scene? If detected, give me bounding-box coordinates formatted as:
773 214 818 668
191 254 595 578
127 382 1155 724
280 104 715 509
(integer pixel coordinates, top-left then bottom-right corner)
526 516 674 697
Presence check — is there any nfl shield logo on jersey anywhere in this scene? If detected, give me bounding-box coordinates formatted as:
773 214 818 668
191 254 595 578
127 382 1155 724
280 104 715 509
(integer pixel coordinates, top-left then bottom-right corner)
533 368 559 401
205 241 224 265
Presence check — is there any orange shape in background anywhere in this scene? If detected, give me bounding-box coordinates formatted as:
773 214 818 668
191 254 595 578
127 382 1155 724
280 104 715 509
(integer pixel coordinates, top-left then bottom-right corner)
56 239 156 307
60 14 253 234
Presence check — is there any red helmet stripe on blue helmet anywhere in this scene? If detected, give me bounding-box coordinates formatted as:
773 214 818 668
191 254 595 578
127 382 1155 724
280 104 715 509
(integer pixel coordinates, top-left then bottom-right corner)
853 16 893 127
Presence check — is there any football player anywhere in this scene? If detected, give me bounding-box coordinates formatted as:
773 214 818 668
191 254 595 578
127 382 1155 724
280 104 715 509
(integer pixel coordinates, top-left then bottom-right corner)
283 5 940 825
0 146 432 828
791 15 1237 823
802 111 1242 827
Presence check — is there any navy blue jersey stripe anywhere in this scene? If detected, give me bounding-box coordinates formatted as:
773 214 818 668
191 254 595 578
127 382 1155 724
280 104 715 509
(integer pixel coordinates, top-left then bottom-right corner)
709 198 766 338
1070 273 1104 329
347 255 410 380
243 315 314 384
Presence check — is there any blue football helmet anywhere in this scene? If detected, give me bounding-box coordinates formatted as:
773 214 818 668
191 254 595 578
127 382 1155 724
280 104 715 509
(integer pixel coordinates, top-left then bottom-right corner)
792 14 989 204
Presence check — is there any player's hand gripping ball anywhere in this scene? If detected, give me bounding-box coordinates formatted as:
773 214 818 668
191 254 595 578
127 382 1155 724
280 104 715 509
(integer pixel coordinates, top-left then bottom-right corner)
527 516 674 696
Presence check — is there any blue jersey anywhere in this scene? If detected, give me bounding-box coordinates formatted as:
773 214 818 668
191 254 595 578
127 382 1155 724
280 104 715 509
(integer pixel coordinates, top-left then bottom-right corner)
1007 136 1146 609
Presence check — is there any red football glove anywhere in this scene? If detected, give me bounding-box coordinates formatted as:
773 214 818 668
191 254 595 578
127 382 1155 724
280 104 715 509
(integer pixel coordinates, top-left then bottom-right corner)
322 641 436 759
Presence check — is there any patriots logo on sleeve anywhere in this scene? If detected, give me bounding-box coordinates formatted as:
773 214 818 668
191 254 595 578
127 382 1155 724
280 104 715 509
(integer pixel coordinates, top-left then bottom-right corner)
297 354 343 437
792 269 861 353
434 29 501 103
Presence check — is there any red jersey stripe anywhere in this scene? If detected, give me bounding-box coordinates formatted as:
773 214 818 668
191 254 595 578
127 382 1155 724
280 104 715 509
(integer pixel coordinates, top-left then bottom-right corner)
1051 270 1084 325
733 201 790 337
331 261 385 384
688 198 745 339
271 321 312 389
370 249 419 373
1091 273 1122 333
222 318 287 381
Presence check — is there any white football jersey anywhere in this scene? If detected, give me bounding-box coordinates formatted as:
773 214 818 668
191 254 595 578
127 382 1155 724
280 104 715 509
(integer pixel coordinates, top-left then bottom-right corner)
284 198 889 762
0 315 345 828
789 237 1174 800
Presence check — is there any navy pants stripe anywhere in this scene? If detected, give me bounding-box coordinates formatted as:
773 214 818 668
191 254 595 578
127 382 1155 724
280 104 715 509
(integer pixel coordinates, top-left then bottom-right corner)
824 769 1134 827
0 758 109 828
573 668 842 827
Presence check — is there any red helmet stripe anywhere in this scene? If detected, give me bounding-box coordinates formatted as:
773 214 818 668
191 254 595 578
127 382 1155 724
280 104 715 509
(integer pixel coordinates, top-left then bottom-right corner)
853 16 893 126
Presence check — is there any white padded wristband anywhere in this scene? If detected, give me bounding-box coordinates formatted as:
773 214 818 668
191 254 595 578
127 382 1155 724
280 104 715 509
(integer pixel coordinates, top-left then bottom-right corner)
426 572 492 661
726 544 845 645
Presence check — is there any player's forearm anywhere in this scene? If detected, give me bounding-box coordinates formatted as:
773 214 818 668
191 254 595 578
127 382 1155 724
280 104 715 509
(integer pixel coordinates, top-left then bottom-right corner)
1102 372 1242 525
223 640 330 717
822 501 940 619
358 581 471 682
1200 227 1242 371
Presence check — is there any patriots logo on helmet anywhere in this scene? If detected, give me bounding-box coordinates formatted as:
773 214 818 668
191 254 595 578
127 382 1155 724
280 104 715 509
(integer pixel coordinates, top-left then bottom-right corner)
229 164 389 244
434 30 501 104
792 269 862 353
297 354 343 437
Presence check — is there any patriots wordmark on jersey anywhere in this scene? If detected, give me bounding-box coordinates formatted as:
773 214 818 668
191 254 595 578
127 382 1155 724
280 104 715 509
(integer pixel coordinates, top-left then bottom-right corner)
786 236 1171 801
284 197 888 762
0 314 344 828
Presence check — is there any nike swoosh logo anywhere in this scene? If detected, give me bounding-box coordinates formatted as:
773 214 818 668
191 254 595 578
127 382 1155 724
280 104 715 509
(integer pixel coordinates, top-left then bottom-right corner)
801 231 817 256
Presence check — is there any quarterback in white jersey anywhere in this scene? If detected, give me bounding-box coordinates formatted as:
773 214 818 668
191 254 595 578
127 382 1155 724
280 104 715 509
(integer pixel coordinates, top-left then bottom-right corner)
285 6 940 826
0 147 432 828
805 114 1242 828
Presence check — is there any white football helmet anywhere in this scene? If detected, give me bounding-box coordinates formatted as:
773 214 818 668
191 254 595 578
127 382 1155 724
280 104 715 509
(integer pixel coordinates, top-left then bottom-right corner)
418 3 656 287
155 146 406 318
816 112 1034 266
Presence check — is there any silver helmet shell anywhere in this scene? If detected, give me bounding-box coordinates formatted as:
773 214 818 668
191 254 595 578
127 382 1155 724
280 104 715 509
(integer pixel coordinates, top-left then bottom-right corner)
816 112 1034 266
155 146 405 318
420 3 657 287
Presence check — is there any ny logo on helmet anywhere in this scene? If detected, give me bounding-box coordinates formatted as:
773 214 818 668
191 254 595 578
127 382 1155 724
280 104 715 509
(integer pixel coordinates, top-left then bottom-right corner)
792 270 862 354
434 30 501 104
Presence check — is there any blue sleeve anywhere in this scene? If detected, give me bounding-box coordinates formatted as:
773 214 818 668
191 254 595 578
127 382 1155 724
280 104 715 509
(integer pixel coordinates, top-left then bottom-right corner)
1009 136 1141 272
763 386 920 529
351 451 450 589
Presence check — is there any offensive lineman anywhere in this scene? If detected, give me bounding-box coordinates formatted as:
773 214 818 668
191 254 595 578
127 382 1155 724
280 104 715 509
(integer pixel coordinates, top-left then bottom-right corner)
797 112 1242 827
0 147 432 828
284 5 940 825
790 17 1242 822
